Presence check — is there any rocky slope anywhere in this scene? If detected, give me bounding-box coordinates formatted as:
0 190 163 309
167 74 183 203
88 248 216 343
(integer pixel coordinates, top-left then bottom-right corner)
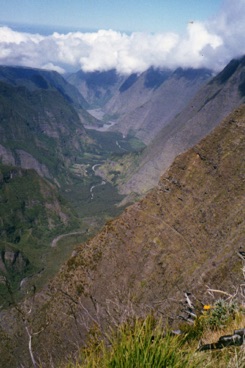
1 104 244 367
105 67 212 144
120 56 245 196
104 68 172 117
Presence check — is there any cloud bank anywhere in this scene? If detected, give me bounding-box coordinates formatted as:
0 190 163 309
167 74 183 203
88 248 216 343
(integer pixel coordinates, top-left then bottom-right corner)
0 0 244 74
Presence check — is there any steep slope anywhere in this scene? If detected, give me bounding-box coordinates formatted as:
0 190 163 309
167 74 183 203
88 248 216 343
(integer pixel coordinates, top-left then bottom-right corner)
121 56 245 195
0 75 92 301
103 68 172 117
106 67 212 143
67 69 126 107
0 163 79 307
0 65 89 109
1 104 244 367
68 67 211 143
0 65 104 130
0 80 87 181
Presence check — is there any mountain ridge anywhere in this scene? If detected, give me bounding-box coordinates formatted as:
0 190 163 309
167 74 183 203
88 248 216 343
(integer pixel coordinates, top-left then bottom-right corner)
67 67 212 144
0 65 89 109
67 69 126 108
0 79 87 181
105 67 212 144
119 56 245 196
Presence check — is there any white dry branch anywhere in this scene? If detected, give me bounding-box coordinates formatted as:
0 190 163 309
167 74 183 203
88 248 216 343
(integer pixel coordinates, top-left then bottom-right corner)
205 287 235 299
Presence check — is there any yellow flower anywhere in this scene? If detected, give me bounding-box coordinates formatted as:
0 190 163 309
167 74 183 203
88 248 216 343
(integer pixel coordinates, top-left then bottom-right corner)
203 305 212 311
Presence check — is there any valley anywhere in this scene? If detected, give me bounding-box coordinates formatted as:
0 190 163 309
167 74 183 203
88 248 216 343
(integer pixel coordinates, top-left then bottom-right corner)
0 56 244 367
0 66 146 306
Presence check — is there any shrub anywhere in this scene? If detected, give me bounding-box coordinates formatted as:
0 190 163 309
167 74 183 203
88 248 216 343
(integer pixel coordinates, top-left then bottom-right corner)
202 299 239 330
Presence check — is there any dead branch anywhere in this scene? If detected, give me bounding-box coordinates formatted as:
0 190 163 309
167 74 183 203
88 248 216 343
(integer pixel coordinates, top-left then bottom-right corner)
25 326 37 368
206 287 234 299
184 292 194 309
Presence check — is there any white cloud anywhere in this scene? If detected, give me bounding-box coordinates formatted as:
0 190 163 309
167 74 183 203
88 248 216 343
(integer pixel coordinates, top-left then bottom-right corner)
0 0 244 74
42 62 65 74
205 0 245 69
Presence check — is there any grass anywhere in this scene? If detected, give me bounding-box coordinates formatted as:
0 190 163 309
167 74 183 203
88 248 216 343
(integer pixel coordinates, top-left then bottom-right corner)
68 316 201 368
64 302 245 368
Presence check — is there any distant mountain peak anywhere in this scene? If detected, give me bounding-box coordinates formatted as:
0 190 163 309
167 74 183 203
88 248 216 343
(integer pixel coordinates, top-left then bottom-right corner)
143 67 171 89
210 55 245 86
173 67 212 80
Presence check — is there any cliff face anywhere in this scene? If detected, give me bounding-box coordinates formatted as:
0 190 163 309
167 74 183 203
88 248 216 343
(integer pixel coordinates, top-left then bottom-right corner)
0 249 29 275
2 104 243 367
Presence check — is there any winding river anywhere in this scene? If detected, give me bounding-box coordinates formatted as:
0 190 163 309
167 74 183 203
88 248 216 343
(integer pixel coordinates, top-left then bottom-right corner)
90 180 106 200
90 163 106 200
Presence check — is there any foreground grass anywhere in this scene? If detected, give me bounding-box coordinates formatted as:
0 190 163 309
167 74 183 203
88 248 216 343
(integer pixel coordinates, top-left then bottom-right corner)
66 316 201 368
65 304 245 368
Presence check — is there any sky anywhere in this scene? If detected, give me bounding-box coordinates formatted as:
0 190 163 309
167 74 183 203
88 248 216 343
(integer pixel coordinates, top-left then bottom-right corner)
0 0 223 34
0 0 244 74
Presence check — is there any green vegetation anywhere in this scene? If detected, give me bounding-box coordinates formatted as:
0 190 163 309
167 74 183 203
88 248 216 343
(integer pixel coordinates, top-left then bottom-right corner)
66 304 245 368
62 177 124 219
201 299 239 330
61 130 145 219
0 163 80 306
86 130 145 155
76 316 198 368
0 85 144 302
0 76 146 305
0 81 85 180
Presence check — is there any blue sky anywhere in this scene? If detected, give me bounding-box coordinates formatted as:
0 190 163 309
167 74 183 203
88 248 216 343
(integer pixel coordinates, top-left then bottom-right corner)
0 0 223 33
0 0 244 74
